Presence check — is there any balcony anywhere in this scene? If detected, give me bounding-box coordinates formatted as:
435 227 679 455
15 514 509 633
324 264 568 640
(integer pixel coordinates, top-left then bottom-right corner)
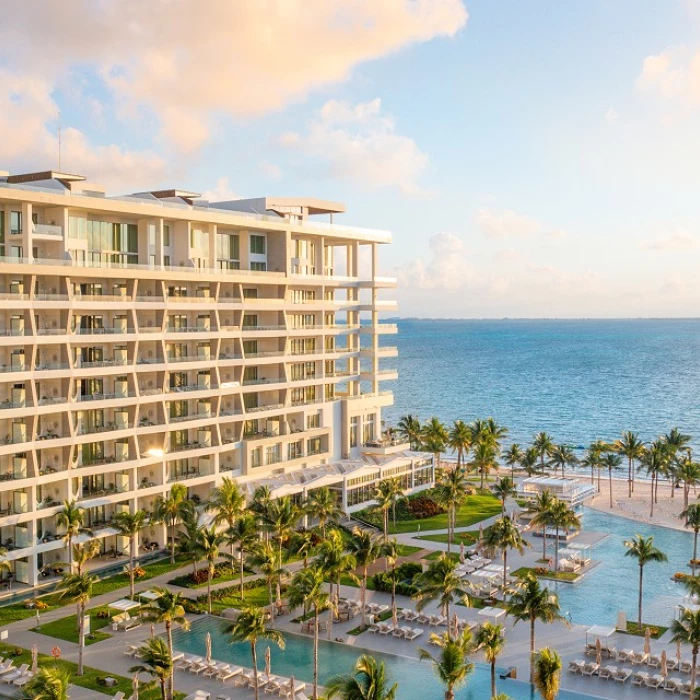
242 376 283 387
167 468 202 483
38 396 68 407
240 325 287 332
74 327 134 335
362 439 411 456
32 223 63 237
245 403 284 414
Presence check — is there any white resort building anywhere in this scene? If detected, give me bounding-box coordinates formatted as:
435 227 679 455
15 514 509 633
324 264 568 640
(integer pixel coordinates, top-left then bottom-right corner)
0 169 434 588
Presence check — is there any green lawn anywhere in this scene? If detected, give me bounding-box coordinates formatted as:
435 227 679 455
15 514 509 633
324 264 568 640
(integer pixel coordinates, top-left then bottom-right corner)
417 531 481 546
206 585 271 616
513 566 580 583
32 605 113 645
622 622 668 639
396 544 423 556
0 642 185 699
424 551 460 563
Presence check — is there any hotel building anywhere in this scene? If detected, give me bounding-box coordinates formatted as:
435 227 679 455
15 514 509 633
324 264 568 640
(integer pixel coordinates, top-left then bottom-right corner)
0 170 434 587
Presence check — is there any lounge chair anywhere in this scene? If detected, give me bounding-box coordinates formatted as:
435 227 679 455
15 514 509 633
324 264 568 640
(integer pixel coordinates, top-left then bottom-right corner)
0 662 15 676
189 661 210 675
617 649 635 662
13 673 33 687
265 678 283 694
124 645 140 657
644 674 665 688
378 624 394 636
368 623 379 633
666 659 679 671
567 660 585 674
405 628 424 641
598 665 616 679
581 663 599 676
218 665 243 681
631 652 649 665
663 677 684 692
429 615 447 627
203 663 223 678
113 694 126 700
679 659 693 674
3 665 29 684
631 672 649 686
646 654 661 668
613 668 632 683
680 680 693 696
183 693 211 700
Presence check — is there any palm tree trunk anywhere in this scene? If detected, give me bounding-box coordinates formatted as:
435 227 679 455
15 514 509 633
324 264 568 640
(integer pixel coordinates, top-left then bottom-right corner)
78 600 85 675
638 564 643 628
502 549 508 589
252 641 259 700
542 527 547 562
130 536 136 600
694 531 698 577
361 566 367 628
529 616 536 682
268 578 275 626
240 547 245 600
628 458 633 498
684 484 690 511
555 526 560 571
597 468 601 492
207 565 213 614
650 476 655 518
691 648 698 699
447 506 453 554
170 519 175 564
161 679 167 700
609 469 613 508
313 610 319 700
491 659 496 699
167 621 175 700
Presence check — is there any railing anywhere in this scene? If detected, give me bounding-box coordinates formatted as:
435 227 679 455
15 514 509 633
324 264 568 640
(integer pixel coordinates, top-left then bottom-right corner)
78 359 128 368
137 357 165 365
246 403 283 413
242 377 282 386
36 328 66 335
135 296 166 303
75 327 133 335
74 392 132 402
167 384 211 393
34 293 69 301
244 351 284 358
218 353 243 360
241 325 287 332
38 396 67 406
165 326 213 333
0 401 27 410
167 470 202 482
32 223 63 237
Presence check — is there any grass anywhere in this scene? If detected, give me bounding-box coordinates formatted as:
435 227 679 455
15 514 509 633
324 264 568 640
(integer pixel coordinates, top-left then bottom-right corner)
348 624 369 635
32 604 113 645
417 531 481 546
207 585 271 616
622 622 669 639
513 566 580 583
424 551 460 563
0 641 185 699
396 544 423 556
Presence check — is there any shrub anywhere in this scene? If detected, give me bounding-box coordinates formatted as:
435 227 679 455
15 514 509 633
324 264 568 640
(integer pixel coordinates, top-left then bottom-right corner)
673 572 690 582
405 495 446 520
133 567 146 579
397 562 422 579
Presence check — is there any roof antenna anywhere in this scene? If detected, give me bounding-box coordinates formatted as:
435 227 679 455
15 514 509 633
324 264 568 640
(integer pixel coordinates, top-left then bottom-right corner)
57 110 61 171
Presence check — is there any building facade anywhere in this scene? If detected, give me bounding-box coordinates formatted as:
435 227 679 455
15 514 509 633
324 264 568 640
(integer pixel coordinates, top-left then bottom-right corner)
0 170 434 587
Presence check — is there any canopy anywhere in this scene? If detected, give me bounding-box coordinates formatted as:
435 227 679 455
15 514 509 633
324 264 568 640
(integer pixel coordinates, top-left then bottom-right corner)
139 590 162 602
586 625 615 639
478 607 506 620
109 598 140 612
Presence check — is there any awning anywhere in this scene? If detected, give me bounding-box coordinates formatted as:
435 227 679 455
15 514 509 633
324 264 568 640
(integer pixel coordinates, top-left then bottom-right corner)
138 590 162 602
109 598 141 612
478 607 506 620
586 625 615 639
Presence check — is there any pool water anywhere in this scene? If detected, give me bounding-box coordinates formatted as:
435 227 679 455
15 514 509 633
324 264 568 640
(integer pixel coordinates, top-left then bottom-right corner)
549 508 692 626
173 616 590 700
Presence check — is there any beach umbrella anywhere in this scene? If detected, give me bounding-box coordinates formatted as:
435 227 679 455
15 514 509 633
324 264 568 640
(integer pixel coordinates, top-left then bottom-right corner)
150 623 155 638
644 627 652 655
595 638 602 667
392 606 398 628
677 641 683 662
661 650 668 678
289 676 296 699
459 542 465 564
31 643 38 674
452 612 459 638
132 672 140 700
265 645 271 677
205 631 212 666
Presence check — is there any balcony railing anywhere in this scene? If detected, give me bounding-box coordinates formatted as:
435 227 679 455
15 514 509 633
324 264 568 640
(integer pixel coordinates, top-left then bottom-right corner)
32 223 63 237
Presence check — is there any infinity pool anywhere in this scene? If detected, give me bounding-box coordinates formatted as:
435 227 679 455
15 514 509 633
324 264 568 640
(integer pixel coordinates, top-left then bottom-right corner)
548 508 691 626
173 616 591 700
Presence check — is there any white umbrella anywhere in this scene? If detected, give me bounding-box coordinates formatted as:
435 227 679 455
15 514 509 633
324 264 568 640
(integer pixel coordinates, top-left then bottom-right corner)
31 644 38 674
677 641 683 663
132 672 140 700
150 623 155 638
265 646 271 677
205 631 212 666
289 676 296 699
452 612 459 638
459 542 465 563
595 638 602 667
644 627 652 655
392 607 398 628
661 649 668 678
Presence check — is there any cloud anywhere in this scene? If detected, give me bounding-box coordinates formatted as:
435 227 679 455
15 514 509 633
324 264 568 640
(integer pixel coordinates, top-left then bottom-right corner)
0 0 467 152
258 161 283 180
641 228 699 250
475 208 566 239
281 98 429 194
200 177 239 202
636 46 700 107
605 107 619 123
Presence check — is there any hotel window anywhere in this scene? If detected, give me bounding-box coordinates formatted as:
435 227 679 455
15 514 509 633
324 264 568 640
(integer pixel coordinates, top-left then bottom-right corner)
168 286 188 298
170 400 188 419
242 315 257 328
266 445 280 464
363 415 376 444
243 367 258 383
243 393 259 409
250 262 267 271
350 417 359 448
170 371 187 389
171 429 187 448
169 343 187 360
10 211 22 235
164 255 171 267
148 223 156 247
169 314 187 330
250 235 266 255
216 232 240 269
0 211 4 256
325 384 335 400
251 447 262 468
163 225 171 247
307 413 321 430
307 437 322 456
68 217 87 239
243 288 258 299
243 340 258 355
288 441 303 460
291 338 315 355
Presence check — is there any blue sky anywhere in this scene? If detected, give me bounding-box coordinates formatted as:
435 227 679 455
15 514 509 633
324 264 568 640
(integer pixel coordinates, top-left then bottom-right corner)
1 0 700 317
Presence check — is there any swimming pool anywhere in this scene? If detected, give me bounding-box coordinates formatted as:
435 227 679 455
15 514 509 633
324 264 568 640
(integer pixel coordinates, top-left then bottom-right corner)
549 508 692 626
173 616 591 700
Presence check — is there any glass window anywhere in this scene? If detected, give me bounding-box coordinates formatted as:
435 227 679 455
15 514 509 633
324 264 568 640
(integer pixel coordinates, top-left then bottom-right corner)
350 416 359 447
10 211 22 235
250 235 266 255
250 262 267 271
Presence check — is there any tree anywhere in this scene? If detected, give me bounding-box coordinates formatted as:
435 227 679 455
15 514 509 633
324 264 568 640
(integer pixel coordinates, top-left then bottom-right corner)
381 538 401 624
347 528 381 628
129 637 173 700
142 586 190 700
492 476 516 513
470 441 498 491
305 486 344 536
528 491 556 562
262 495 299 597
176 502 204 576
397 414 422 450
581 442 605 489
114 508 148 599
154 482 189 564
422 417 448 472
519 446 539 476
449 420 472 469
434 467 469 553
56 500 84 573
287 566 330 700
642 439 670 515
624 534 668 627
682 504 700 576
533 432 555 473
614 431 645 497
549 445 577 478
318 529 356 611
374 479 398 542
197 525 225 614
533 647 562 700
548 500 581 572
227 606 285 700
58 571 97 675
482 516 529 588
71 540 100 576
22 665 71 700
208 476 245 556
601 452 622 509
670 606 700 698
676 456 700 511
227 511 259 600
413 554 473 626
507 574 565 682
418 629 474 700
476 622 505 700
289 528 317 569
327 654 398 700
503 444 524 480
249 540 285 619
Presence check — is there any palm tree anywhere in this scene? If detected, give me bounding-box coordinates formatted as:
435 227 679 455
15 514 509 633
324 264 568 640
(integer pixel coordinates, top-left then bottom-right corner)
614 431 645 497
327 654 398 700
529 491 556 562
418 629 474 700
533 432 555 472
434 467 469 553
397 414 422 450
287 566 330 700
483 516 529 587
549 445 577 478
289 528 317 569
507 574 565 682
520 446 539 476
129 636 173 700
249 540 285 619
476 622 505 699
227 606 285 700
422 417 448 472
262 495 299 595
601 452 622 508
665 427 692 458
642 439 671 515
671 607 700 698
305 486 344 536
548 500 581 571
56 500 84 573
22 666 71 700
381 538 401 624
492 476 516 513
449 420 472 469
0 546 10 579
197 525 225 614
114 508 148 599
176 501 204 576
58 571 97 675
209 476 245 556
72 540 100 576
347 528 381 628
533 647 562 700
142 586 190 700
624 534 668 627
227 511 259 599
503 444 524 479
374 479 397 542
318 529 356 608
413 554 473 626
470 441 497 491
154 482 189 564
676 456 700 511
682 504 700 576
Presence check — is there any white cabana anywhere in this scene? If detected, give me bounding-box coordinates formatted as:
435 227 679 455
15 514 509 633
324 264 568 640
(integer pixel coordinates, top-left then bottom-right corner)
586 625 615 650
109 598 141 612
138 590 162 603
478 606 506 620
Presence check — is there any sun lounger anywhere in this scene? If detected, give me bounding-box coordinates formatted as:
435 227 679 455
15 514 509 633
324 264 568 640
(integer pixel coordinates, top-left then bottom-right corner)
613 668 633 683
666 659 679 671
645 674 665 688
405 628 423 640
378 624 394 636
124 645 140 657
646 655 661 668
429 615 447 627
598 665 616 679
679 680 693 696
567 660 585 674
0 663 15 676
13 672 33 687
189 661 210 675
172 652 185 663
631 672 649 686
3 665 29 684
265 678 282 694
183 693 211 700
631 652 649 665
203 663 223 678
679 659 693 674
218 665 243 681
113 694 126 700
617 649 635 662
581 663 599 676
662 677 683 692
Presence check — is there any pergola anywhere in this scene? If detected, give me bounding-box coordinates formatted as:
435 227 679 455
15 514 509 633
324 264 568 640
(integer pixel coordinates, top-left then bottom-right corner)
478 606 506 621
586 625 616 651
109 598 141 613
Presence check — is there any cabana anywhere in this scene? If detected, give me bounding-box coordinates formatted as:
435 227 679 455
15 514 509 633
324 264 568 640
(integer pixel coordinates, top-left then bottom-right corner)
138 590 162 604
109 598 142 632
568 542 592 564
478 606 506 621
109 599 140 613
585 625 616 653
